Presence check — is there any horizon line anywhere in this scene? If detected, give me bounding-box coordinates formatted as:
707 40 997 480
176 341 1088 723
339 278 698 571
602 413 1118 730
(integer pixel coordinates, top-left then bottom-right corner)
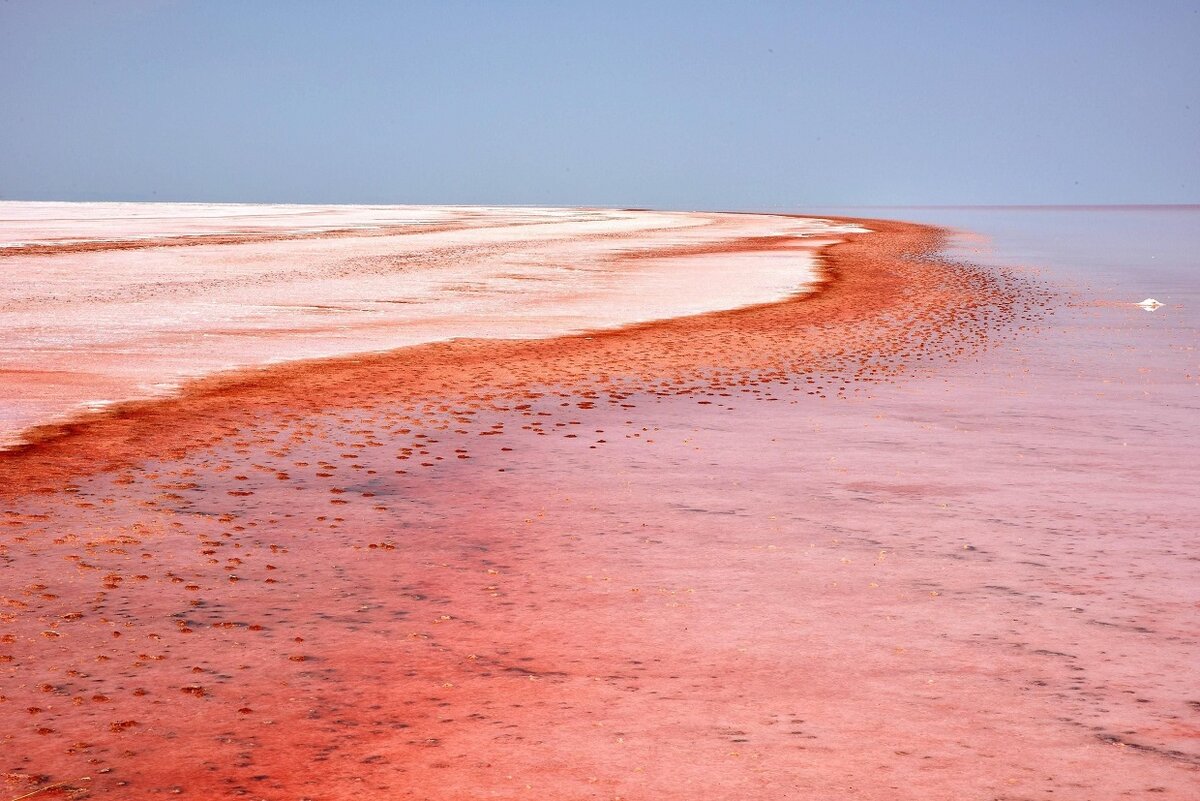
1 199 1198 212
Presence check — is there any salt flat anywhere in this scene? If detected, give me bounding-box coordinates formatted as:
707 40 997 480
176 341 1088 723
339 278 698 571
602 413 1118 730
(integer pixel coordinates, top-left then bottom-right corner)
0 203 862 447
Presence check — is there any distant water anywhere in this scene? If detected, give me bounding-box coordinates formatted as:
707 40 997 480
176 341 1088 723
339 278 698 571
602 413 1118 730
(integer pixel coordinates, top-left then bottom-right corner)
809 203 1200 448
871 207 1200 420
801 205 1199 299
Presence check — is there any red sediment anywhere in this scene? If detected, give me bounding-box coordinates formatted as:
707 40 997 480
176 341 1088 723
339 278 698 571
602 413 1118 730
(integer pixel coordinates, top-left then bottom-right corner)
0 218 1032 496
9 217 1194 799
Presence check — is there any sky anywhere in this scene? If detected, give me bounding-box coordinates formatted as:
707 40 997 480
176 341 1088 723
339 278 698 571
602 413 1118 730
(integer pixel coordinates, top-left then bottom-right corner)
1 0 1198 208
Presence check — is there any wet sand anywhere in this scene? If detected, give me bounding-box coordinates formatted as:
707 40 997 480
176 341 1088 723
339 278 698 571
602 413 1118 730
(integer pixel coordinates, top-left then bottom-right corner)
1 211 1198 800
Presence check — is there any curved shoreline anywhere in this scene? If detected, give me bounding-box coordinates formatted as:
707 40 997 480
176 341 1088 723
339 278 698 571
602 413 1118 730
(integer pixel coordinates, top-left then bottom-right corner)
0 215 1045 496
0 207 855 450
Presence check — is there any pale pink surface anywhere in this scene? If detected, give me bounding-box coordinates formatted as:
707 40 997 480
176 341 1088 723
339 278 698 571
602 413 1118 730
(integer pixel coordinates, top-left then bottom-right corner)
0 203 859 447
0 201 461 244
3 301 1196 799
0 209 1196 800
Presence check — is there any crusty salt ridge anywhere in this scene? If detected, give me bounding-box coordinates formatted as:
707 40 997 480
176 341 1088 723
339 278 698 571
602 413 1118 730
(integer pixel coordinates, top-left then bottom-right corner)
0 203 863 448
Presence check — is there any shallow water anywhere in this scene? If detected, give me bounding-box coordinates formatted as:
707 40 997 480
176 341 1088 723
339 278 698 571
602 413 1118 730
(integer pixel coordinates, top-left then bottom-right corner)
0 208 1196 800
810 204 1200 293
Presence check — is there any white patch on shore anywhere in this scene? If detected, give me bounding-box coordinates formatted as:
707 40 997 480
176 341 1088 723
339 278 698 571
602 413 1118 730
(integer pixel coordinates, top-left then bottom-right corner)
0 203 866 446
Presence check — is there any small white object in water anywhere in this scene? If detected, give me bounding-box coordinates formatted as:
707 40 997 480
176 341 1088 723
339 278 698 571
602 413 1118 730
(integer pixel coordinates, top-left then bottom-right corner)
1137 298 1163 311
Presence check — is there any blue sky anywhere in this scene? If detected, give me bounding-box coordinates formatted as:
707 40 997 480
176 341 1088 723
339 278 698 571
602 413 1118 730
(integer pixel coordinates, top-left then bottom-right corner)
1 0 1197 207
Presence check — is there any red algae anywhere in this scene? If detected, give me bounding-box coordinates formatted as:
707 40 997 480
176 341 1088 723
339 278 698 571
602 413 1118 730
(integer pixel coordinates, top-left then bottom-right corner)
2 214 1198 800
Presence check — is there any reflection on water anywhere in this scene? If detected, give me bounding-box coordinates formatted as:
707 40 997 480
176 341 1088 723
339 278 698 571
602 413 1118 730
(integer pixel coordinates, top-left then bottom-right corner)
801 205 1200 293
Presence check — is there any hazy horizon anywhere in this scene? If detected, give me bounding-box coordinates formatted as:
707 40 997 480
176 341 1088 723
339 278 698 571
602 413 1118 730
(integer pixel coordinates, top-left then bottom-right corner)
2 0 1198 207
3 199 1200 212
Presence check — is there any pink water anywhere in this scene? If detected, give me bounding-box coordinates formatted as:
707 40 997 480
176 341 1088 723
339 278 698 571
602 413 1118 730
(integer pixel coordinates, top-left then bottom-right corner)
0 207 1197 800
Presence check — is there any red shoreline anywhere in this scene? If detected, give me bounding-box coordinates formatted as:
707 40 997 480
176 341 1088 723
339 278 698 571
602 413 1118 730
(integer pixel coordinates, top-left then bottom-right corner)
0 216 1039 496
